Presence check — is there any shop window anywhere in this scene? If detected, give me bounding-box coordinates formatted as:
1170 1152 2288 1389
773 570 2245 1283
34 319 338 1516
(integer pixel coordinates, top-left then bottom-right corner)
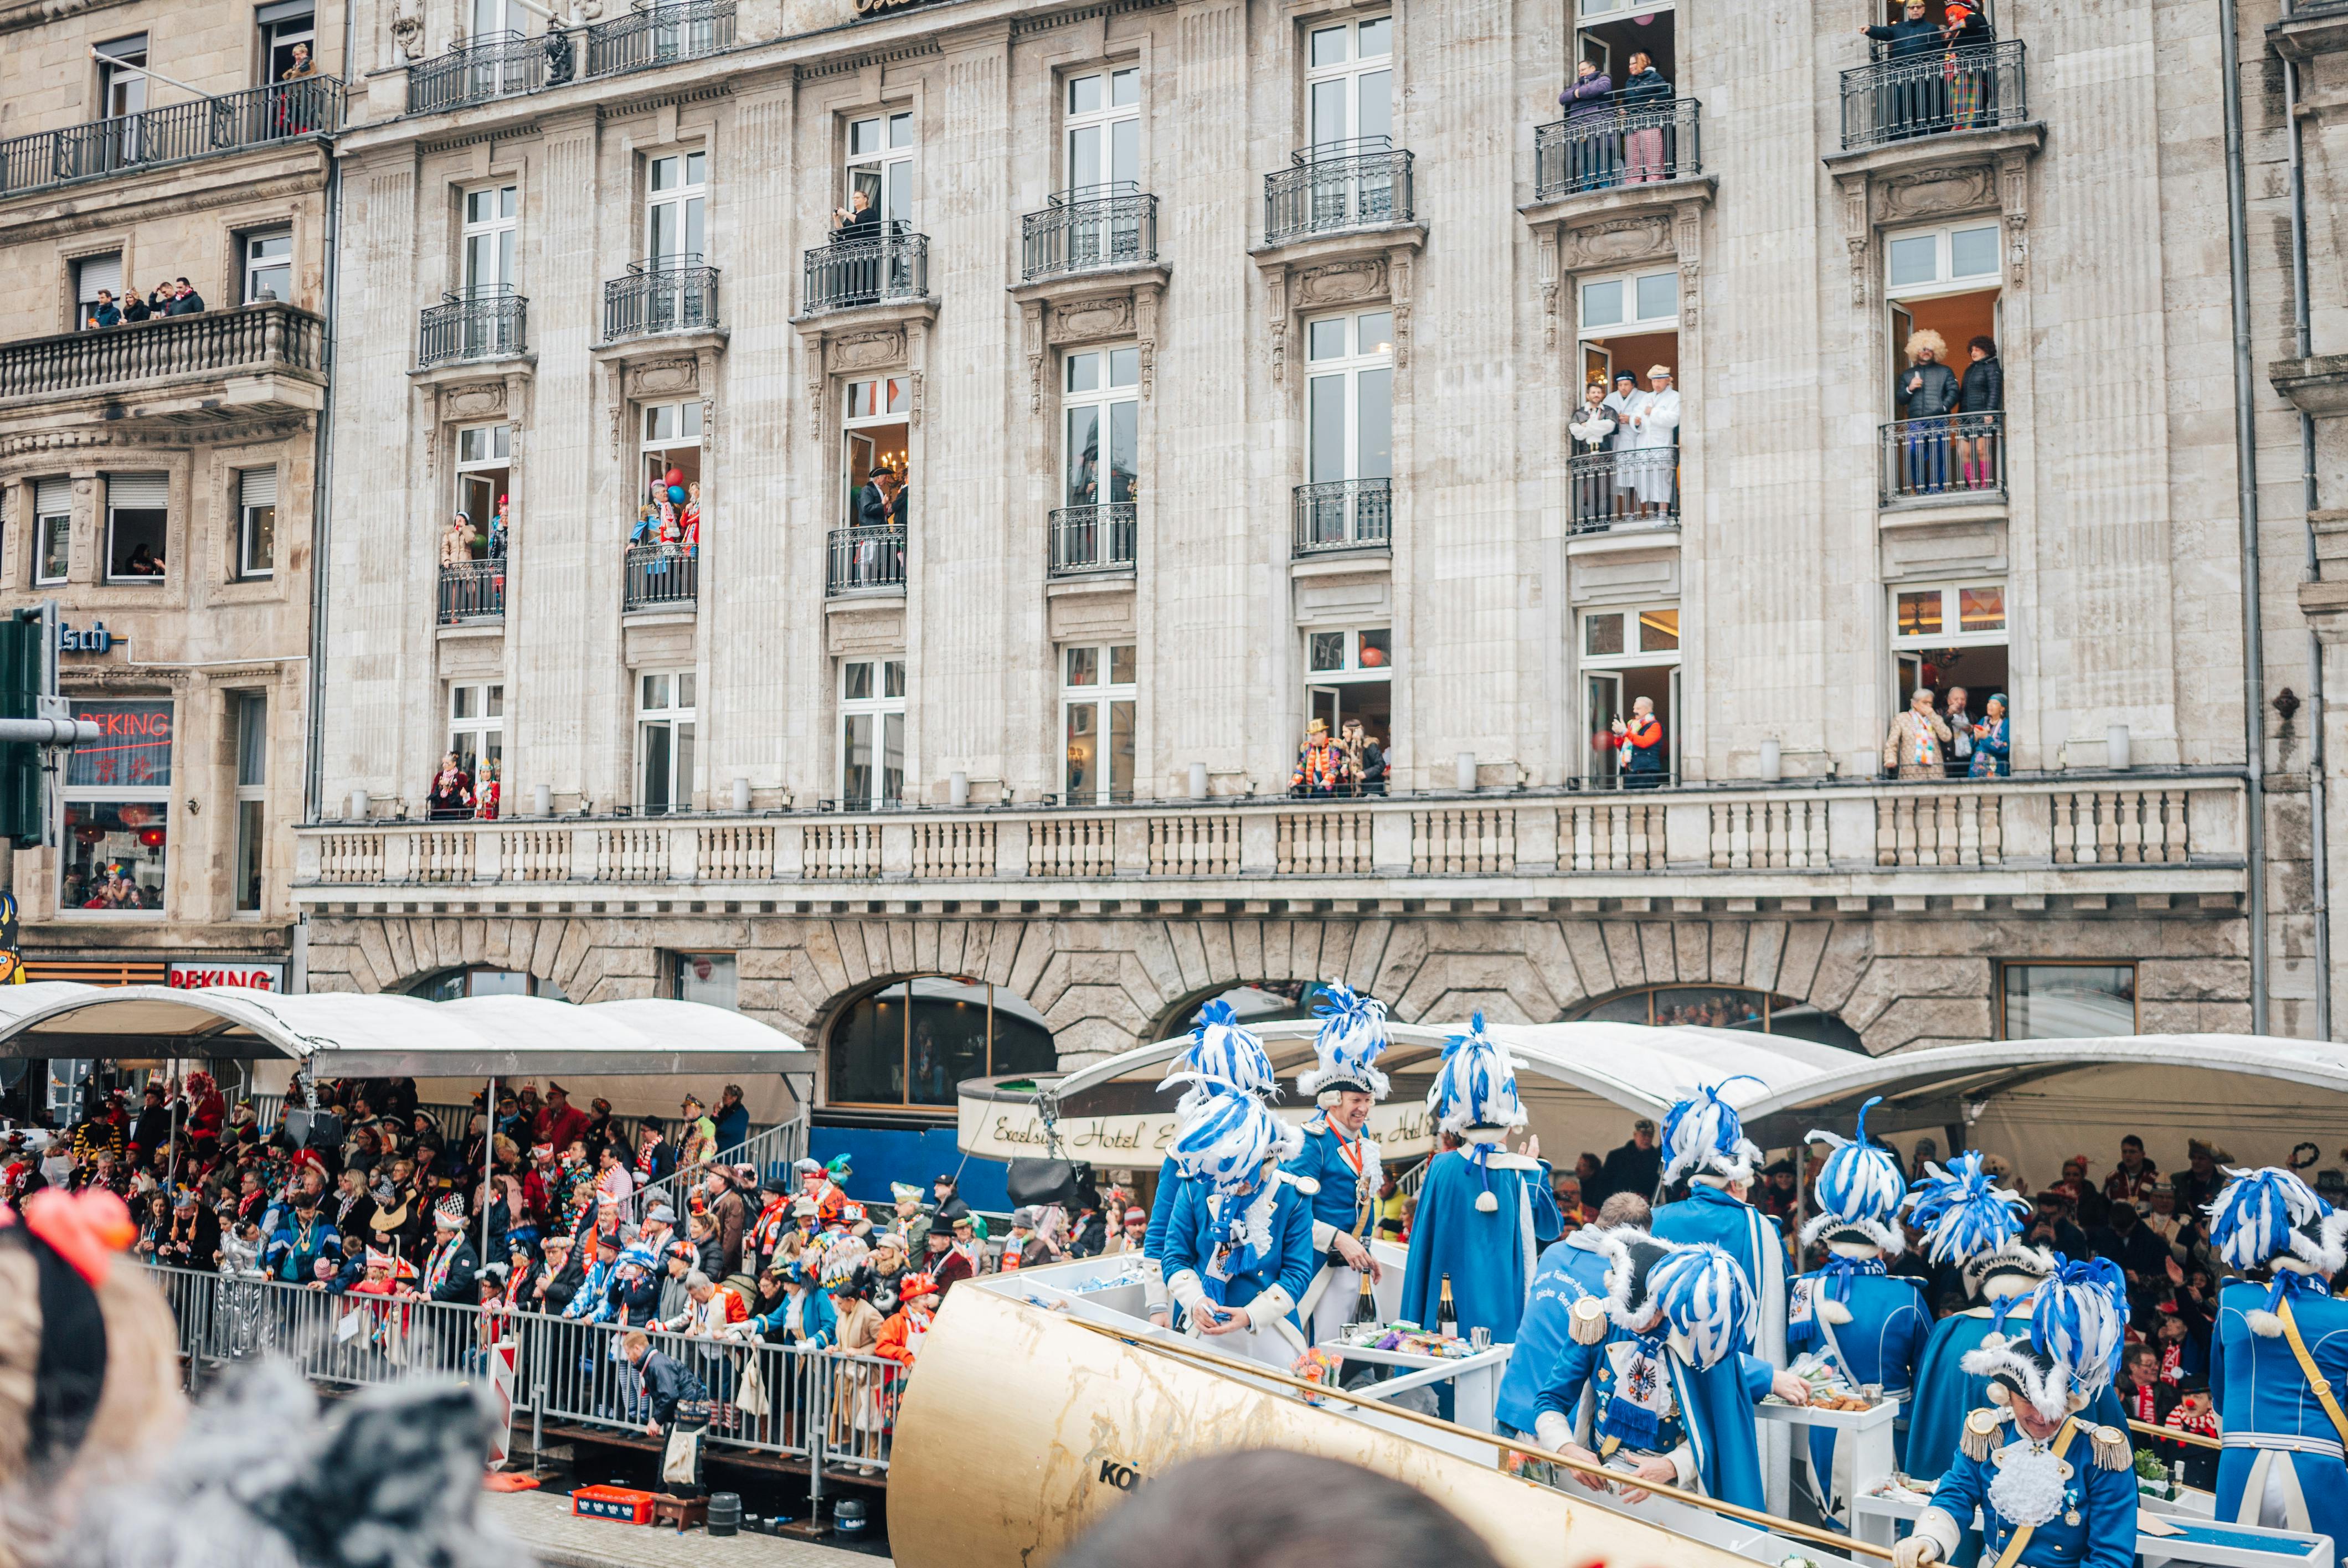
638 669 696 814
673 951 738 1009
258 0 315 85
1062 643 1136 804
1579 604 1679 786
61 697 173 916
75 253 122 332
1998 963 2135 1040
237 467 277 578
826 974 1055 1110
845 109 915 226
33 478 70 585
1892 580 2008 768
842 377 908 529
840 657 905 809
453 423 509 556
233 691 267 912
1305 14 1392 152
241 229 292 305
414 966 569 1000
104 473 168 580
1572 985 1864 1050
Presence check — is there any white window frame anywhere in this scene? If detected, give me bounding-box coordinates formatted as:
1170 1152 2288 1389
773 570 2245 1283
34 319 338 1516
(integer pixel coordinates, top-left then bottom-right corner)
1889 580 2007 652
233 690 267 914
637 669 696 814
454 422 509 548
1061 345 1140 509
1578 604 1683 670
1578 266 1680 339
460 183 518 296
33 482 70 586
1063 66 1140 193
236 467 277 580
471 0 518 40
75 253 122 333
1060 643 1136 804
59 697 173 919
1304 14 1393 151
640 401 702 490
1884 219 2002 301
646 149 707 265
845 110 915 226
1304 310 1395 486
838 657 906 810
447 682 504 780
1305 625 1393 683
241 228 292 305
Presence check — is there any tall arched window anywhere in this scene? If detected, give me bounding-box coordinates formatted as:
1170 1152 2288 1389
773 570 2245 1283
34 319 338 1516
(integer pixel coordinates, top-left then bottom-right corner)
1568 986 1862 1051
827 976 1055 1110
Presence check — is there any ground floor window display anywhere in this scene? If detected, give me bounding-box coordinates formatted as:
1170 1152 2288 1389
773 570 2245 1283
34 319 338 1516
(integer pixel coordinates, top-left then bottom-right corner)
60 697 173 912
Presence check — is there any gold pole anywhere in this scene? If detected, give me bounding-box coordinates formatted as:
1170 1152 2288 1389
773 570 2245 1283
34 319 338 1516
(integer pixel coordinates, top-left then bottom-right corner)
1062 1316 1896 1563
2126 1418 2221 1451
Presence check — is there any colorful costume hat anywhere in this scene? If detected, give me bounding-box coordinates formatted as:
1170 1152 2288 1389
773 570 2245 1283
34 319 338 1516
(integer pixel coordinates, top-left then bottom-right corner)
1296 981 1391 1101
1908 1150 2050 1300
1158 998 1278 1104
2206 1165 2348 1335
1659 1077 1764 1187
1958 1257 2131 1475
1799 1095 1908 1256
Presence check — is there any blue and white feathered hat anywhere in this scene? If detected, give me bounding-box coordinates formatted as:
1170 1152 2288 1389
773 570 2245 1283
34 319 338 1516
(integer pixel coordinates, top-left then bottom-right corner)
1169 1084 1305 1196
1158 998 1278 1105
1961 1257 2128 1425
1907 1150 2049 1298
1649 1241 1757 1372
1425 1013 1526 1138
1297 981 1392 1101
2207 1167 2348 1334
1571 1225 1678 1346
1799 1096 1908 1256
1659 1077 1764 1187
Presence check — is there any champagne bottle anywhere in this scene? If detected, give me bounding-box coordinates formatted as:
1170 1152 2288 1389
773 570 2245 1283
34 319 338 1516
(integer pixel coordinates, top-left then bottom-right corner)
1438 1273 1458 1339
1350 1250 1379 1325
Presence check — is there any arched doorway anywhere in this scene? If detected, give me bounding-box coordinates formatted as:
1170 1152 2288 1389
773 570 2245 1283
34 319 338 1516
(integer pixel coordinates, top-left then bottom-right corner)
1564 984 1863 1051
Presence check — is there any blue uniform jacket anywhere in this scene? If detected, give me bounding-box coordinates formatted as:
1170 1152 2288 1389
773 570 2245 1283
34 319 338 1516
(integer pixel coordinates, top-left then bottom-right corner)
1531 1321 1776 1510
1918 1418 2138 1568
1908 1292 2130 1483
1142 1154 1189 1263
1280 1117 1378 1249
1790 1263 1929 1392
1652 1184 1785 1356
1161 1173 1318 1332
1398 1148 1562 1344
1495 1228 1615 1435
262 1214 343 1283
2209 1276 2348 1446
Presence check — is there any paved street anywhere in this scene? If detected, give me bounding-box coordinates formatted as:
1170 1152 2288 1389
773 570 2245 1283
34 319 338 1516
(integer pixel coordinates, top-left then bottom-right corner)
485 1489 888 1568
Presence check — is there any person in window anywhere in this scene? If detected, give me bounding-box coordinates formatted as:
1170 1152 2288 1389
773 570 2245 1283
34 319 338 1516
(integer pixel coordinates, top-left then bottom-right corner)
1953 334 2003 489
165 277 205 316
1569 378 1618 523
1291 717 1343 796
1941 0 1996 128
1898 329 1960 494
441 512 475 569
120 281 150 323
86 290 121 329
1558 58 1614 190
427 751 474 819
1622 365 1680 519
123 541 164 576
281 40 316 78
1616 52 1674 183
1862 0 1948 137
1611 695 1666 787
831 188 881 305
679 482 700 554
1942 684 1975 777
1968 693 2010 777
1340 717 1387 797
1883 685 1951 778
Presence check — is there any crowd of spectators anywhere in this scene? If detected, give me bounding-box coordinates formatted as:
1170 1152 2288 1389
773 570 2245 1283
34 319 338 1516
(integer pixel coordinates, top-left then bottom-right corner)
83 277 207 330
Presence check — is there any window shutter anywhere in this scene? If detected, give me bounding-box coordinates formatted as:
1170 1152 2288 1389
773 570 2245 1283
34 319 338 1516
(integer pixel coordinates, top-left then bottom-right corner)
34 479 71 517
75 255 122 302
239 468 279 509
105 473 169 510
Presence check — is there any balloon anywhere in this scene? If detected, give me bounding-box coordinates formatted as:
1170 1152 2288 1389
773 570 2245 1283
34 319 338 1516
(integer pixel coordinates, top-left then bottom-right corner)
1358 646 1387 667
665 467 684 487
668 485 687 504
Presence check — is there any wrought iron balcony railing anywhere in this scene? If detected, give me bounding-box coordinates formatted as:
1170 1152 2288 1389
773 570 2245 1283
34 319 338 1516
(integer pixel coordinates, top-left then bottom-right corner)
1840 41 2027 151
1291 478 1392 558
624 541 699 610
1879 412 2006 504
1535 97 1702 199
584 0 735 78
802 228 928 315
406 32 549 115
0 78 343 196
1049 503 1137 576
418 289 528 368
827 525 905 595
1264 138 1414 246
0 302 323 401
603 257 719 342
1021 183 1159 281
1569 446 1680 533
437 559 506 624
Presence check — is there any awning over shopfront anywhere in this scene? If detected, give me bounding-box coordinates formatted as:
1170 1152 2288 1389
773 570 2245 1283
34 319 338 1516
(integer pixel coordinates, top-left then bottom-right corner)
0 983 807 1077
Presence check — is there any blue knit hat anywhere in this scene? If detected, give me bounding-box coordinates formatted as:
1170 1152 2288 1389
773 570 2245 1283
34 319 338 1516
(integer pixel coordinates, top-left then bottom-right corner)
1659 1078 1764 1187
1158 998 1278 1103
1297 981 1391 1101
1799 1096 1908 1256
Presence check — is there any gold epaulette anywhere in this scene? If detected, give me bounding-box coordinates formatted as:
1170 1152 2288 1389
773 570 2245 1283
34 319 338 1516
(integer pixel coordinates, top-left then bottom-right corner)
1960 1407 2006 1462
2090 1425 2130 1472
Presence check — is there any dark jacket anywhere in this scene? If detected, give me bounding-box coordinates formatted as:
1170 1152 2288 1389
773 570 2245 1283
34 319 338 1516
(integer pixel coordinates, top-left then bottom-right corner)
121 295 151 323
888 484 910 530
1956 353 2004 414
1595 1138 1662 1206
165 289 206 316
130 1105 173 1156
1901 359 1960 420
425 1235 480 1302
856 482 893 530
538 1249 586 1314
834 205 879 242
87 302 120 328
712 1102 749 1153
1616 67 1672 107
708 1186 749 1276
1559 70 1613 120
634 1348 708 1426
1864 16 1944 56
2089 1218 2171 1281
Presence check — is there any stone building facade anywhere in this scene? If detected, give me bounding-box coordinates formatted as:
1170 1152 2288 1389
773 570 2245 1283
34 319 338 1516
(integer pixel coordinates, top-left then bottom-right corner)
1 0 344 987
293 0 2332 1108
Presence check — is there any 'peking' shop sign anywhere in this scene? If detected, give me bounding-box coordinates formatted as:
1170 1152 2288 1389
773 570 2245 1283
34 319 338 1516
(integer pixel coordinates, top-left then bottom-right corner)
167 961 285 992
956 1095 1433 1163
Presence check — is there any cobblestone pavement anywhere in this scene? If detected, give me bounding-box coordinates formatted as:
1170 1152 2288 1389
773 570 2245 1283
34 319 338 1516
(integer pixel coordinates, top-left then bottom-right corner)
485 1489 889 1568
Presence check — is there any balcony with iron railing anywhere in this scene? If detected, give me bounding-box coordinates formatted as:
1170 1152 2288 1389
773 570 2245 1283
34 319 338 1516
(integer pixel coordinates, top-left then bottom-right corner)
583 0 735 78
1022 183 1160 281
1535 97 1703 199
603 257 719 342
624 542 698 611
1840 41 2027 151
406 32 549 114
827 525 905 595
418 288 528 369
1264 138 1415 246
1049 503 1137 576
1569 447 1680 534
0 301 324 406
802 226 929 316
437 559 505 625
0 78 344 198
1292 478 1392 558
1880 411 2006 506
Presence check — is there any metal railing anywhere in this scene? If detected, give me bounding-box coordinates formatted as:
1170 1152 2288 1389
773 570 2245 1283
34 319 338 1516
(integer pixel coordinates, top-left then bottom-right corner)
623 541 699 610
1535 97 1702 198
1264 138 1414 245
632 1120 807 1221
584 0 735 78
1291 478 1392 557
802 228 929 315
1840 41 2027 151
1049 502 1137 575
1569 446 1680 532
0 302 323 401
1879 411 2006 503
1021 183 1158 281
406 32 549 114
0 78 344 196
418 290 528 368
439 559 507 623
827 524 905 595
250 1094 476 1142
603 257 719 342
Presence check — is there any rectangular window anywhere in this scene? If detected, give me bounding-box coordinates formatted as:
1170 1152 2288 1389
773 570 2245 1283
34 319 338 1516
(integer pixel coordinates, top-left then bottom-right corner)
1302 626 1392 792
461 184 518 296
1999 963 2136 1040
673 951 739 1009
61 696 172 916
1579 605 1681 786
1064 66 1140 192
75 254 122 332
241 229 292 305
1579 266 1678 338
233 692 267 912
638 670 696 814
1062 346 1140 508
103 472 168 581
1890 580 2009 768
1062 643 1136 804
636 402 702 545
647 150 708 264
453 423 510 556
1305 311 1394 484
33 478 70 586
841 376 909 527
845 110 915 225
446 682 503 794
97 35 148 118
237 467 277 578
258 0 315 84
840 657 905 809
1305 15 1392 150
1886 220 2001 299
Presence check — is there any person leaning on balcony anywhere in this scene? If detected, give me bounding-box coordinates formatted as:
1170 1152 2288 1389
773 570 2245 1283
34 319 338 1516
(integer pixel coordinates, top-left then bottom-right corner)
1968 693 2011 777
1883 687 1953 779
1862 0 1947 137
441 512 475 568
1613 695 1666 787
1569 378 1616 452
1899 329 1960 494
281 40 316 78
164 277 205 316
1558 58 1614 189
1953 334 2003 489
1623 365 1680 517
85 291 121 329
1617 53 1674 183
120 282 150 323
1940 0 1995 127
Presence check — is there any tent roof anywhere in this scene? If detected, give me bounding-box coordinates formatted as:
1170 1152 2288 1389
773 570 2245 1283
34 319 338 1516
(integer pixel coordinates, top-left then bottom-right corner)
0 984 807 1077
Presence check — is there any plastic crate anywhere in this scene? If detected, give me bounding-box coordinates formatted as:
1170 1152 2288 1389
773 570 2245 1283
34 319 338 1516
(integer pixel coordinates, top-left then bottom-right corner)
572 1486 657 1525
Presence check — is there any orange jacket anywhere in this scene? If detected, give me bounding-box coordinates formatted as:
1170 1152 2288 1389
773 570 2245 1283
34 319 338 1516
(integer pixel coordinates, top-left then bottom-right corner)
874 1305 934 1367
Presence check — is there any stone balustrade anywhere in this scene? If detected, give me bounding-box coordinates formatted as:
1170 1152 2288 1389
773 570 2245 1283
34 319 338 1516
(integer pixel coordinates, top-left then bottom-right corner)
295 775 2246 906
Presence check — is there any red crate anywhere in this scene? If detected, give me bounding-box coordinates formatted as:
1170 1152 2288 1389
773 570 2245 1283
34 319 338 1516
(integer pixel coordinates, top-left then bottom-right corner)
572 1486 657 1525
